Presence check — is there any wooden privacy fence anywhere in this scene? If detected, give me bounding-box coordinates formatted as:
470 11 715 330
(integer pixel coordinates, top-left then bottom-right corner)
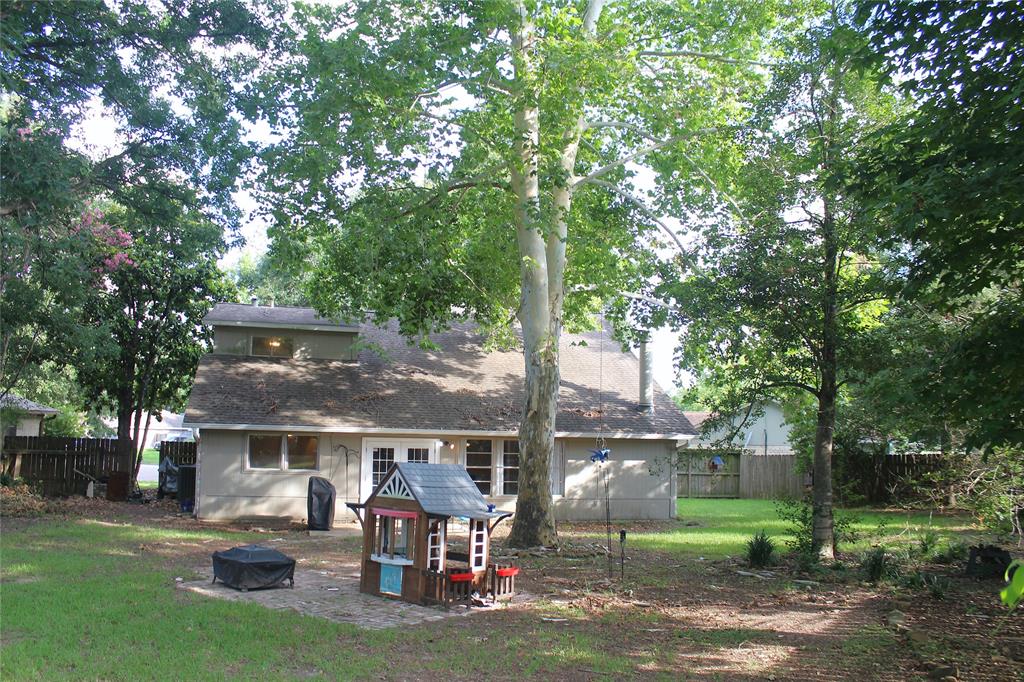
158 440 197 465
1 437 129 497
678 450 806 499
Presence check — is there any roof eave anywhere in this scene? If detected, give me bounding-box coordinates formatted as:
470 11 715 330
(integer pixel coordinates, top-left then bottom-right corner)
182 421 695 439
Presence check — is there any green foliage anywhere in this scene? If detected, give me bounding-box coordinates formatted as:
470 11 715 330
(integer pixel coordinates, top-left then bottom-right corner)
224 250 309 308
860 547 900 584
931 541 968 566
745 530 775 568
855 2 1024 451
776 497 859 561
1002 561 1024 613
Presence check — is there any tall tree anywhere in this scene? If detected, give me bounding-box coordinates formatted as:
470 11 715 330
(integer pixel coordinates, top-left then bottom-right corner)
72 202 227 482
636 5 897 558
855 0 1024 450
255 0 786 546
0 0 277 402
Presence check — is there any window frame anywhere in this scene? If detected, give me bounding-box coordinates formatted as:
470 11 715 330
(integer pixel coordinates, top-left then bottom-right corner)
464 438 494 495
245 432 320 472
250 335 295 358
500 439 520 496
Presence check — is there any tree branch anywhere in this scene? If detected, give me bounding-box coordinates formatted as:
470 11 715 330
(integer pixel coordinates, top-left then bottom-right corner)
573 128 719 187
581 178 687 255
637 49 773 67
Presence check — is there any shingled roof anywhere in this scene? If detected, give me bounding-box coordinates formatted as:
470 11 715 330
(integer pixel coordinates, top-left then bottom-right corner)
184 320 695 437
203 302 358 330
0 394 59 415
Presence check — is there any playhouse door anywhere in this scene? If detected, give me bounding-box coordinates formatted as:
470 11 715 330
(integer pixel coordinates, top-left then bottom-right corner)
361 438 439 500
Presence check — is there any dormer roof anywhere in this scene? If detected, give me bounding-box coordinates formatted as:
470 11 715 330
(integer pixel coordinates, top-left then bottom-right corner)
203 302 360 332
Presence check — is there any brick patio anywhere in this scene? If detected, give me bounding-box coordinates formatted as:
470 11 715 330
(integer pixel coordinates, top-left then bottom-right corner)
179 565 485 630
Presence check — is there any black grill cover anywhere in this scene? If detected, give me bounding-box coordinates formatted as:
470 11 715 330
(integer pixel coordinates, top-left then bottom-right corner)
307 476 336 531
211 545 296 590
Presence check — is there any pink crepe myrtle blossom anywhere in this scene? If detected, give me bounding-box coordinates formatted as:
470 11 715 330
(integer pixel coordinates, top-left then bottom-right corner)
15 127 32 140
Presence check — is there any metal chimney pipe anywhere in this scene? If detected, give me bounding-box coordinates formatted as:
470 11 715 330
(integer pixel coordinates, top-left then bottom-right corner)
268 297 275 308
250 296 258 306
639 339 653 412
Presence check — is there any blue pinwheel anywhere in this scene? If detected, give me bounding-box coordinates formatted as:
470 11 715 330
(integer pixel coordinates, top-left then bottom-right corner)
589 448 610 463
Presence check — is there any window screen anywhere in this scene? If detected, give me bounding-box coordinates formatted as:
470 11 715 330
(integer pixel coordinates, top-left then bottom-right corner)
287 435 318 470
251 336 294 358
248 435 282 469
465 439 493 494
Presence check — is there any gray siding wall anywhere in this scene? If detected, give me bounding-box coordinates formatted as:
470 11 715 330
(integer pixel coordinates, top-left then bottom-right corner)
196 431 677 524
212 326 357 361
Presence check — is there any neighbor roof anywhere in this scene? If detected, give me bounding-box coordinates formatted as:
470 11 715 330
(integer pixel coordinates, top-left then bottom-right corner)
0 394 59 415
377 463 507 519
184 320 695 437
203 303 359 331
683 411 712 428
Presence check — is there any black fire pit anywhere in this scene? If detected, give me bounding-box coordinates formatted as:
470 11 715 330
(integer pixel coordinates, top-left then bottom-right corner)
211 545 296 591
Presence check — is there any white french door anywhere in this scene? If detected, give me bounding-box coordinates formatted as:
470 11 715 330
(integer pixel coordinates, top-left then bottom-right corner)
361 438 439 501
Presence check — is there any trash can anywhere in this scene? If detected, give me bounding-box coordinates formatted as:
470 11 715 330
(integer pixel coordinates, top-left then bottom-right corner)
178 464 197 513
307 476 336 530
106 471 130 501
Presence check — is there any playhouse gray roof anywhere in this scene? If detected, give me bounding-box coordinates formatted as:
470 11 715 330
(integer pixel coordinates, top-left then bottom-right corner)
0 394 59 415
185 320 695 437
393 463 508 519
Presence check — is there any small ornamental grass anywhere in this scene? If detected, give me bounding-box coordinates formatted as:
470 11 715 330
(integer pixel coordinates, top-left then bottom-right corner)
860 546 901 584
745 530 775 568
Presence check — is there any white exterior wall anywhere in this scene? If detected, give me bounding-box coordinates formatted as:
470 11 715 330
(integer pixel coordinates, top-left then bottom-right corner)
15 415 44 436
691 402 793 453
212 326 357 361
196 430 677 524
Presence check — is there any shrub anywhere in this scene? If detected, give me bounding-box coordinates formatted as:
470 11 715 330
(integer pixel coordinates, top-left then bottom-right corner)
932 541 968 565
917 528 940 557
746 530 775 568
861 547 901 584
776 497 859 561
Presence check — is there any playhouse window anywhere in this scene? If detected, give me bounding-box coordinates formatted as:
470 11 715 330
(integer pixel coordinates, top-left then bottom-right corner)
426 520 446 571
469 518 488 571
375 515 414 561
501 440 520 495
465 439 493 494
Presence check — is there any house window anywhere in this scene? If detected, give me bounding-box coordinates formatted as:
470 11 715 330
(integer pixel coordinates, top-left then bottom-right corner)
286 434 318 470
247 434 319 470
501 440 520 495
465 439 493 494
248 434 282 469
407 447 429 464
371 447 395 486
251 335 294 358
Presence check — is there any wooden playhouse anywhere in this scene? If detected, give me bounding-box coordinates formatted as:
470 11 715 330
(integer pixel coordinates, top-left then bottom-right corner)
347 463 519 606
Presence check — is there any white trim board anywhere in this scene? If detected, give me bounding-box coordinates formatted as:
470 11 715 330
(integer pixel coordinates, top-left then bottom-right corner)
184 423 694 440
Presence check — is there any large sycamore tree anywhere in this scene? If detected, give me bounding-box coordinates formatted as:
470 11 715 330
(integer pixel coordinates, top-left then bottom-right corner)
257 0 787 546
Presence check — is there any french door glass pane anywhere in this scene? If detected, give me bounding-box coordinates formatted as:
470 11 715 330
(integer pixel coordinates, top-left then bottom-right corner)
372 447 395 486
406 447 429 464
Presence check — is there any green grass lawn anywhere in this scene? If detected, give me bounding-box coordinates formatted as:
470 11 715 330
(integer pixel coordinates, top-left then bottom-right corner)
617 498 980 559
141 448 160 465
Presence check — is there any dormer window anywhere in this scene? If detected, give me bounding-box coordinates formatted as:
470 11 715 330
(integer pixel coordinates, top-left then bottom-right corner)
252 335 294 358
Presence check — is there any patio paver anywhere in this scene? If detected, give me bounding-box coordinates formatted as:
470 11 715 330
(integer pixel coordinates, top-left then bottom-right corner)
178 566 478 629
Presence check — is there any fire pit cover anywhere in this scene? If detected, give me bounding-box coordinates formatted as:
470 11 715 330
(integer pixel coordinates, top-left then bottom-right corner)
211 545 296 590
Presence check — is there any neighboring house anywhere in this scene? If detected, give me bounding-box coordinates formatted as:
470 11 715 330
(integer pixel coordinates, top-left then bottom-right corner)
0 394 59 437
684 401 794 456
183 302 697 525
99 411 194 449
